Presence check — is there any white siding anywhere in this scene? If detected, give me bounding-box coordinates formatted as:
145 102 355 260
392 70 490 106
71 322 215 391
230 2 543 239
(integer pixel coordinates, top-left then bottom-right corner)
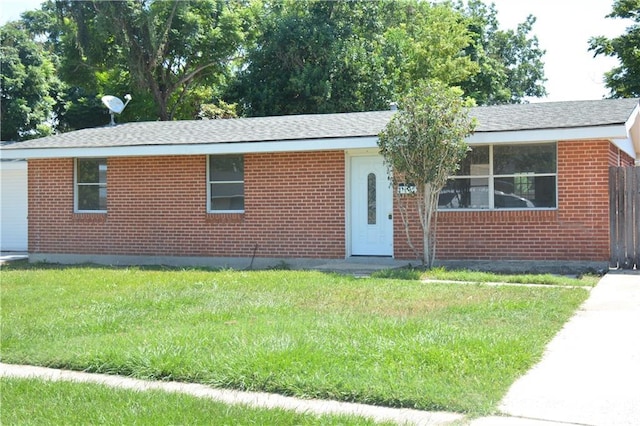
1 161 28 251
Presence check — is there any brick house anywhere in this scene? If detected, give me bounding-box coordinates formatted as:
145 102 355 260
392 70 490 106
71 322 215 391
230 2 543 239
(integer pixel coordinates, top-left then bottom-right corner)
1 98 638 271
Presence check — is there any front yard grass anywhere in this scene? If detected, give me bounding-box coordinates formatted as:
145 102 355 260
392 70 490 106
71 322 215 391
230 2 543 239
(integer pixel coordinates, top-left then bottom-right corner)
1 377 383 425
0 264 590 415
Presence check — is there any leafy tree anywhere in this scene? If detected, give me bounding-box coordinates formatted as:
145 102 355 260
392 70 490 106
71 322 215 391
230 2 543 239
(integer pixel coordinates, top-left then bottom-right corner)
589 0 640 98
58 0 250 120
458 0 547 104
0 20 61 141
232 0 546 116
232 0 391 116
378 80 476 267
380 1 477 96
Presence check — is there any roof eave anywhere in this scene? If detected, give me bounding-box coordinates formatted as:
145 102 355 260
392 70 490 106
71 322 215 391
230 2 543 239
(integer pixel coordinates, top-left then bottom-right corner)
0 124 633 161
0 136 380 160
625 102 640 163
468 124 630 144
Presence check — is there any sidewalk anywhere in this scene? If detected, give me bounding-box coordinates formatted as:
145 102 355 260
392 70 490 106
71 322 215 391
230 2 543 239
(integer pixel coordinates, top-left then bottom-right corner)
475 271 640 426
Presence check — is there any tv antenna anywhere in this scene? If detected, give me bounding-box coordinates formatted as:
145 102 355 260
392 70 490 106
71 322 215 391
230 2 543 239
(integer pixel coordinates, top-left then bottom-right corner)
101 94 132 126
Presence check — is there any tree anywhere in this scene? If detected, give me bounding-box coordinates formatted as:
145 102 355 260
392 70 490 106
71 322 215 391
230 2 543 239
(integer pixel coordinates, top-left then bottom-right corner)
377 80 476 267
232 0 391 116
0 20 61 141
458 0 547 104
58 0 249 120
589 0 640 98
232 0 547 116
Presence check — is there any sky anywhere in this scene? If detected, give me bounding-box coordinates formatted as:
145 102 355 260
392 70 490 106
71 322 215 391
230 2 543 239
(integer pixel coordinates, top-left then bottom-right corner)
0 0 633 103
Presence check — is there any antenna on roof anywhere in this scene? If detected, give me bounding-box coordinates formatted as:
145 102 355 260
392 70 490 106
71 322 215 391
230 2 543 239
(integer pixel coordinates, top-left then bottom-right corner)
101 94 132 126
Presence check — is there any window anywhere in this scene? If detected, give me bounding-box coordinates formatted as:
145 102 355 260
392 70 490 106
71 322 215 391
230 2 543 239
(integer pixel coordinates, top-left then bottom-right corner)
75 158 107 212
367 173 376 224
438 143 557 210
208 155 244 212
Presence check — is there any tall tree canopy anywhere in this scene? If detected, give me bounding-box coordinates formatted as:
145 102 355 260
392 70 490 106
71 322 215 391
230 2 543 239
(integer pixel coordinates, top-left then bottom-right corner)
458 0 546 104
56 0 250 121
231 0 392 116
0 20 61 141
589 0 640 98
2 0 547 137
231 0 546 116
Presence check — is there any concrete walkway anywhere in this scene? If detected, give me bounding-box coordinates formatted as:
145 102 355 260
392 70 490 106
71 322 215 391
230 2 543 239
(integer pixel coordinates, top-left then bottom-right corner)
1 271 638 425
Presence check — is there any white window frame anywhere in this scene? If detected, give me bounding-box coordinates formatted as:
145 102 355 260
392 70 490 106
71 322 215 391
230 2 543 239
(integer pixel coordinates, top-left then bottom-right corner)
440 142 558 211
207 154 245 213
74 158 107 213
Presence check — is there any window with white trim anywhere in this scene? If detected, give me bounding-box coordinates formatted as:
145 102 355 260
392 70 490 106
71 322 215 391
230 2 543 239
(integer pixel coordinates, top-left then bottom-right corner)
75 158 107 212
438 143 557 210
208 155 244 212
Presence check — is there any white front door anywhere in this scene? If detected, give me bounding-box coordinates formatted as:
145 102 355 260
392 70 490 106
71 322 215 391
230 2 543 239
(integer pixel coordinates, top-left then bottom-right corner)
350 155 393 256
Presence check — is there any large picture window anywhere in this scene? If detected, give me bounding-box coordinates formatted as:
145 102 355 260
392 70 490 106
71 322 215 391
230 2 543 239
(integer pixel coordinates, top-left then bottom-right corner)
438 143 557 210
75 158 107 212
208 155 244 212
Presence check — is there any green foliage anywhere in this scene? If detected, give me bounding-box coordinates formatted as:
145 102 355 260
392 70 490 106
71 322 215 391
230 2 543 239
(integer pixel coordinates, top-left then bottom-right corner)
458 0 547 104
233 0 479 116
378 80 476 266
1 266 588 414
4 0 548 133
231 0 546 116
56 0 250 120
0 21 61 141
589 0 640 97
232 0 390 116
198 100 238 119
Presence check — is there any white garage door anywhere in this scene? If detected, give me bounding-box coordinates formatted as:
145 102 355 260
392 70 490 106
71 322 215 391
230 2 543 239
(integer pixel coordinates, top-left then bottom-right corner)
1 161 28 251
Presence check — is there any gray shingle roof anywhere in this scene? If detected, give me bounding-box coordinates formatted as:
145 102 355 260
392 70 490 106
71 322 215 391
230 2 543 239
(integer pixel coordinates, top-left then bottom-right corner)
2 98 638 151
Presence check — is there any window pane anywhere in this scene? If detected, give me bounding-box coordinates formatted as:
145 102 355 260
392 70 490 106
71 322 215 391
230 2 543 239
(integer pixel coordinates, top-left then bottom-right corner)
210 155 244 181
78 185 106 210
494 143 556 175
456 146 489 176
439 178 489 209
77 158 107 183
494 176 556 208
367 173 376 224
210 183 245 211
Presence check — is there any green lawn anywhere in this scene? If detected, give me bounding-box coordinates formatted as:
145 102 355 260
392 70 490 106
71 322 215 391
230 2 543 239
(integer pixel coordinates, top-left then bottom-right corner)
1 377 383 425
0 263 590 415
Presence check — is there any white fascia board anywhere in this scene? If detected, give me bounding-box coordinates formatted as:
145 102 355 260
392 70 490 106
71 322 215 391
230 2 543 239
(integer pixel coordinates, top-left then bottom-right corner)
0 159 27 170
467 124 629 144
0 136 379 160
625 103 640 160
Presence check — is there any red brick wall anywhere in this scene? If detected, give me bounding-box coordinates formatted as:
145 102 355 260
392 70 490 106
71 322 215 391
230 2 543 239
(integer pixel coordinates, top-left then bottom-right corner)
394 140 619 261
27 140 631 262
28 152 346 258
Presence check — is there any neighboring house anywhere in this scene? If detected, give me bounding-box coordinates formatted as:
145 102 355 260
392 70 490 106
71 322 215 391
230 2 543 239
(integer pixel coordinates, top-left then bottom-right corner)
1 98 638 271
0 159 28 251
